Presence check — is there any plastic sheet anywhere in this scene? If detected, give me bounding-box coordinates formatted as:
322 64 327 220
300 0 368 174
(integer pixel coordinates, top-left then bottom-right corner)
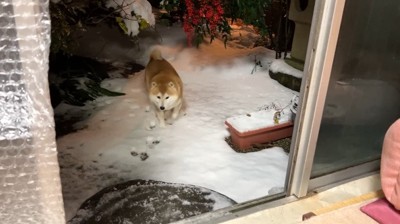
0 0 65 223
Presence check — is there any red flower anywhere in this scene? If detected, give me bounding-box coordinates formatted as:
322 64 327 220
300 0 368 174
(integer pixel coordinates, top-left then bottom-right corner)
182 0 225 46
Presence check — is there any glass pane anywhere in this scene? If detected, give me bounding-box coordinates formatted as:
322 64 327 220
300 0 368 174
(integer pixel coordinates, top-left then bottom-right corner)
311 0 400 177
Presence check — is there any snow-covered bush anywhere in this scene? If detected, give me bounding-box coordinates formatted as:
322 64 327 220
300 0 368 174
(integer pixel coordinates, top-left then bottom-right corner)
106 0 155 37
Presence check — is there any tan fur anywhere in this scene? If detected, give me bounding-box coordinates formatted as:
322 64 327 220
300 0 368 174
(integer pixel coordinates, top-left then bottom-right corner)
145 49 184 127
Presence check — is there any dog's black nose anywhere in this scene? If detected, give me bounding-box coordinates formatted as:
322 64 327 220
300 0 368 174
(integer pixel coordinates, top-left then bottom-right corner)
160 106 165 110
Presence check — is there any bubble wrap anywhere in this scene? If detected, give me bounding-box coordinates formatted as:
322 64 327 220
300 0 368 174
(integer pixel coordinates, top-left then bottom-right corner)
0 0 65 223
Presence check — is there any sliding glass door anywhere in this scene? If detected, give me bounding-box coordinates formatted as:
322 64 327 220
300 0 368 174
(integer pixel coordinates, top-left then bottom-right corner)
288 0 400 196
311 0 400 177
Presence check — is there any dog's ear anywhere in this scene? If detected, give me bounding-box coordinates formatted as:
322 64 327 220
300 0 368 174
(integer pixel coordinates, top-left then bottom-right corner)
151 82 157 87
168 82 175 88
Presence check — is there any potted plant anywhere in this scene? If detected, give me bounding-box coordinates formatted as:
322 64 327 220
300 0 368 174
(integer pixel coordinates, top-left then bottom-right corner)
225 98 298 152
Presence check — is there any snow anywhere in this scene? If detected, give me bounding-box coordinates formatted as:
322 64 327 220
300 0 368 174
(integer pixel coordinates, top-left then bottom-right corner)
56 24 297 220
226 108 293 133
270 59 303 78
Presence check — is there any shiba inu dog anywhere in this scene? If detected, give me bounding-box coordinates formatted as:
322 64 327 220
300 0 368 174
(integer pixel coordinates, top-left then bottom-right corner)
145 49 183 127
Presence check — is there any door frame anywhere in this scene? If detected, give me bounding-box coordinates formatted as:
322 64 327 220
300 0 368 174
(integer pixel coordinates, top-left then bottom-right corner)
287 0 347 197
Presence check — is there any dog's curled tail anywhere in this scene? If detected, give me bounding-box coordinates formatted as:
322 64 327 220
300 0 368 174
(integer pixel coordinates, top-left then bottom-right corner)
150 49 163 61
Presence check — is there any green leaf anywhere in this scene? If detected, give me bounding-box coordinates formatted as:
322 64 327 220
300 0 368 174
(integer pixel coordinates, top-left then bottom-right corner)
116 17 128 34
139 19 150 30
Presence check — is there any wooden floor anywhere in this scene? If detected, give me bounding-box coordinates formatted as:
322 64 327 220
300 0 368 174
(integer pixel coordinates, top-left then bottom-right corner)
300 191 384 224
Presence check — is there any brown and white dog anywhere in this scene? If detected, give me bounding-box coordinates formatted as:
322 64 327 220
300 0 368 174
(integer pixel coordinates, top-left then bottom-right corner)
145 49 183 127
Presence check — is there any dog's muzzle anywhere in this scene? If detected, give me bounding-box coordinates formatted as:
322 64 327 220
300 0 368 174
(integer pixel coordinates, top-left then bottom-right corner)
160 106 165 110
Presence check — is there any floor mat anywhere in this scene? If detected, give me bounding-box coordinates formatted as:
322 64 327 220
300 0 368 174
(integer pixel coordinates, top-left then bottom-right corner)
361 198 400 224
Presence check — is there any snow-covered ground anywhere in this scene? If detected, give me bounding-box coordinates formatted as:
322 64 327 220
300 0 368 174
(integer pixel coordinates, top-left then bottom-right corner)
56 24 297 220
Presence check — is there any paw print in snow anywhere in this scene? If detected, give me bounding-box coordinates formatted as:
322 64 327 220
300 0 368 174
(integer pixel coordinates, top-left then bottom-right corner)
130 151 138 157
146 120 156 130
146 136 161 149
153 137 161 145
130 147 138 156
140 153 149 161
130 147 148 161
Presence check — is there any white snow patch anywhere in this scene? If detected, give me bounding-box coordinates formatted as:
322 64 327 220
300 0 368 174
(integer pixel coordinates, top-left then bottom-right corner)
270 59 303 78
226 108 292 133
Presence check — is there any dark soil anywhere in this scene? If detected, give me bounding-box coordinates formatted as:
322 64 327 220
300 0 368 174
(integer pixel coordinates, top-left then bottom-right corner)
55 114 90 138
269 70 302 92
225 137 291 154
68 179 236 224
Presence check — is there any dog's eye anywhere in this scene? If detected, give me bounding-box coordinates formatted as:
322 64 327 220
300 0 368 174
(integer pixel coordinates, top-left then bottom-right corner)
165 96 169 99
157 96 161 99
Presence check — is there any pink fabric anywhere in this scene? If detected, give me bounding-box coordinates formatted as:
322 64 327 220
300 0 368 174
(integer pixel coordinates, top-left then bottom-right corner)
381 119 400 209
361 198 400 224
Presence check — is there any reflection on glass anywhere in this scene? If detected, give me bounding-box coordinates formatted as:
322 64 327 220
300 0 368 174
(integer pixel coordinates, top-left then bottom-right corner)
311 0 400 177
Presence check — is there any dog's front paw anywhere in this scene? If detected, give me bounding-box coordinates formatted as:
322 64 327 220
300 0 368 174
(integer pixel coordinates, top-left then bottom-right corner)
172 112 179 120
166 118 174 125
159 121 166 128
